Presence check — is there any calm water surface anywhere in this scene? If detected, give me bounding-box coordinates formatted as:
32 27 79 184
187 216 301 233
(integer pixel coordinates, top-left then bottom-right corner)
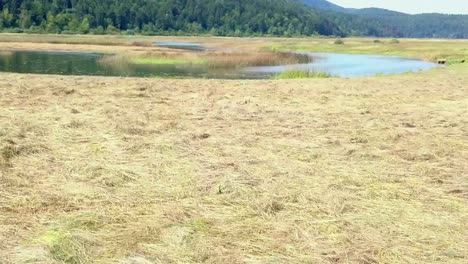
246 52 438 77
0 50 438 79
0 50 266 79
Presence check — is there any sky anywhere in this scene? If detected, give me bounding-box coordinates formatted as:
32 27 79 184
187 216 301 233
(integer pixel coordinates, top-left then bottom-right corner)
328 0 468 14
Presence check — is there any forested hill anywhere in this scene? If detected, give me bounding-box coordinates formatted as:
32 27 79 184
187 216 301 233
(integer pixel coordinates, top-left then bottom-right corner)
301 0 346 12
0 0 467 38
302 0 468 39
0 0 342 36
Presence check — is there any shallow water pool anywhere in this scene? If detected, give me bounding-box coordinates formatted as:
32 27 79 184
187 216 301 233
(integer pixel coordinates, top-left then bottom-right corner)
246 52 438 77
0 50 438 79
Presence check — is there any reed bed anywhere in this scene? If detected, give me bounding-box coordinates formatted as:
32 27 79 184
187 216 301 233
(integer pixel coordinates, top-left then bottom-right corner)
97 51 205 67
130 41 155 47
98 50 312 70
204 51 312 69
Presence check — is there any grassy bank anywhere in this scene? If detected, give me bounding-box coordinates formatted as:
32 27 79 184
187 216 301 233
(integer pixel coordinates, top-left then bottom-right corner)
0 33 134 46
268 38 468 63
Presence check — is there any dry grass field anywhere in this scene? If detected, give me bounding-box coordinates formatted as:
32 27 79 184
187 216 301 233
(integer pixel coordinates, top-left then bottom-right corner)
0 36 467 263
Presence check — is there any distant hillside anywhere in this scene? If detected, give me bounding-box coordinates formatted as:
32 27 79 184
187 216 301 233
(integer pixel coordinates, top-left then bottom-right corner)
348 8 405 16
301 0 468 38
300 0 402 15
0 0 466 38
0 0 343 36
300 0 345 12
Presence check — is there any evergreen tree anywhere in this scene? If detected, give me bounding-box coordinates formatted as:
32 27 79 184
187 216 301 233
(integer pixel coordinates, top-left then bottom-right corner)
0 0 465 38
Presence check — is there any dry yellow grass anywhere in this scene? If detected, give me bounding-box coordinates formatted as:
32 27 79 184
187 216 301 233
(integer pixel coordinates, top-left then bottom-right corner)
0 35 467 263
0 60 467 263
0 41 161 53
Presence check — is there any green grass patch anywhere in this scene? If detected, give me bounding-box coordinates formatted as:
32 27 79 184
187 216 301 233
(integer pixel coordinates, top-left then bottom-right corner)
39 229 90 264
447 57 467 65
132 57 207 65
33 213 104 263
275 70 332 79
334 38 344 45
189 220 210 232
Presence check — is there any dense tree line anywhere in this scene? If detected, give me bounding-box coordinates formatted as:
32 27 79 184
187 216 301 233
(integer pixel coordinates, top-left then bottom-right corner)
302 1 468 39
357 12 468 39
0 0 343 36
324 11 401 37
0 0 466 38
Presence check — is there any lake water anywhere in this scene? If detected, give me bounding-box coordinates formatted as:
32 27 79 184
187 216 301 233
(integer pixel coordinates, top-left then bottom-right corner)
0 50 438 79
0 50 265 79
246 53 438 77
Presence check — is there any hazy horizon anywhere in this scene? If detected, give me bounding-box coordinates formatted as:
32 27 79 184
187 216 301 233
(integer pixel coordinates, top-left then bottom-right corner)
328 0 468 15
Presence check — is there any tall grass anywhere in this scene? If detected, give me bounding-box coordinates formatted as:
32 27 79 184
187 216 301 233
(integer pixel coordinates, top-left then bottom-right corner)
275 69 332 79
98 50 313 69
130 41 154 47
97 54 129 66
204 51 312 69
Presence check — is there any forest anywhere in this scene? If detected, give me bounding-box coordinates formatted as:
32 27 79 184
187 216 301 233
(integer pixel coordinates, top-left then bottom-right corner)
0 0 343 36
0 0 467 38
302 0 468 39
355 12 468 39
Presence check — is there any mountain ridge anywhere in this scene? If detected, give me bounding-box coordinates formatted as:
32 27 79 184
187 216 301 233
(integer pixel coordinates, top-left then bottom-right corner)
301 0 460 15
300 0 468 38
300 0 346 12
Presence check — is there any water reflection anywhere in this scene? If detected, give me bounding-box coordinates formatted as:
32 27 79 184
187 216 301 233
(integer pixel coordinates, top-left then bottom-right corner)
246 52 438 77
0 50 438 79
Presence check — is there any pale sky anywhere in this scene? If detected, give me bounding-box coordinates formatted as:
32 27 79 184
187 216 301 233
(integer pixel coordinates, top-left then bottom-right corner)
328 0 468 14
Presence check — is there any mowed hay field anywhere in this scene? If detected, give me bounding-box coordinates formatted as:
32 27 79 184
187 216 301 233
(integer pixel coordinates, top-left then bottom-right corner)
0 39 467 263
